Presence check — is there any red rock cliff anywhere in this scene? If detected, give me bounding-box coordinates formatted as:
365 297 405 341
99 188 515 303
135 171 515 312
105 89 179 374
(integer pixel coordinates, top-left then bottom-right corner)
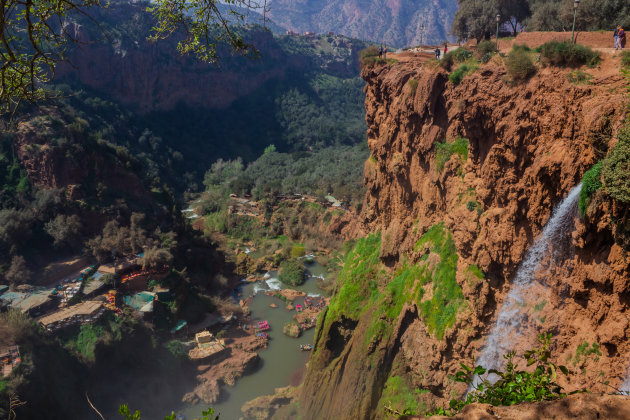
299 53 630 419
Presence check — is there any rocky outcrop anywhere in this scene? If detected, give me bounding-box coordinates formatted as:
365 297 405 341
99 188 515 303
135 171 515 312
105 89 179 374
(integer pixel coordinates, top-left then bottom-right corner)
299 54 630 419
13 109 151 203
421 393 630 420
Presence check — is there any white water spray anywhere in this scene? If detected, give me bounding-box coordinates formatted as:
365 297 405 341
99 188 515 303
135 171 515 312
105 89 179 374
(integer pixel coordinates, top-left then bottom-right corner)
472 184 582 388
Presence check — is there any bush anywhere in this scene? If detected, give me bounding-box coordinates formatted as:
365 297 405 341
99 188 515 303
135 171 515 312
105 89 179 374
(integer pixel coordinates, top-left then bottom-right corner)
278 258 306 286
603 127 630 203
449 64 474 85
476 40 497 58
431 333 570 416
539 42 601 67
622 51 630 67
435 138 469 171
441 49 472 71
506 48 536 81
579 162 602 216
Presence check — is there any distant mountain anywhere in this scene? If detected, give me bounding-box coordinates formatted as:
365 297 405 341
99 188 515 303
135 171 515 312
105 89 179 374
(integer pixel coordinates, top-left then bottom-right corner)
267 0 458 48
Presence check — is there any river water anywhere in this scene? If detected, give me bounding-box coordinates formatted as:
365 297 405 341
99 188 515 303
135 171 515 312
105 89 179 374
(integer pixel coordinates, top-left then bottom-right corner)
181 261 328 419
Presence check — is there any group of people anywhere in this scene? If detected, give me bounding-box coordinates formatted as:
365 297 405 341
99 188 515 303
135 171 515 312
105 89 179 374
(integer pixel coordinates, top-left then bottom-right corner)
378 45 388 59
614 25 625 50
434 44 448 59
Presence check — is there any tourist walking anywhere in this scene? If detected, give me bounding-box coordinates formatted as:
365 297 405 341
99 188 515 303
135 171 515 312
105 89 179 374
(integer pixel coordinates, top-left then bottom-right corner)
444 43 448 55
378 46 383 58
383 46 388 59
435 47 441 59
619 27 625 50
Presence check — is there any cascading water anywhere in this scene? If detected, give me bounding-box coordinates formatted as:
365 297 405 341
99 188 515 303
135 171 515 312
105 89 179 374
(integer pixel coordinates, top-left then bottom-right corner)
471 184 583 388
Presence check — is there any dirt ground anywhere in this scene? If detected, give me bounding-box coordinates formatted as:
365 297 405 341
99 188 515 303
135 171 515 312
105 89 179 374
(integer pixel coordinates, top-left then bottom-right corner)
35 256 89 286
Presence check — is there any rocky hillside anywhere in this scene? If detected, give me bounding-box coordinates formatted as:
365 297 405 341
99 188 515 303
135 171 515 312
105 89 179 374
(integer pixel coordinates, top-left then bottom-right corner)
58 1 366 113
296 51 630 419
268 0 457 48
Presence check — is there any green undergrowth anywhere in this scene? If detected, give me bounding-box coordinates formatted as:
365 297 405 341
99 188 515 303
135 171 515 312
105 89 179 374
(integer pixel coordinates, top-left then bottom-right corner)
379 376 428 416
603 126 630 204
579 162 603 216
449 62 479 85
435 138 469 172
413 223 464 339
326 233 382 321
539 41 601 68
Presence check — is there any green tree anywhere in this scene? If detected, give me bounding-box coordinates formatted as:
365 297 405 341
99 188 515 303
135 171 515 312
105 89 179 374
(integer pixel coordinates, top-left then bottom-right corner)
5 255 31 286
45 214 82 248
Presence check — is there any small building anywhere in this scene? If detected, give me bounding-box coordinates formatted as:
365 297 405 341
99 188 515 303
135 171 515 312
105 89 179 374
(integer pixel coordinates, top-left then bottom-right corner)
39 301 105 332
189 330 226 360
97 257 138 275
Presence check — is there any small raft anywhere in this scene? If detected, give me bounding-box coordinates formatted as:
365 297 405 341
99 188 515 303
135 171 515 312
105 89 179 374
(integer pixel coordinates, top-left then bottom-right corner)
299 344 313 351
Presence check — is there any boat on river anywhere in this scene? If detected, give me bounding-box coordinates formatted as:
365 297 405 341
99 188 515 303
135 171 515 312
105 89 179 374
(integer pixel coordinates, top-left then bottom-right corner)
299 344 313 351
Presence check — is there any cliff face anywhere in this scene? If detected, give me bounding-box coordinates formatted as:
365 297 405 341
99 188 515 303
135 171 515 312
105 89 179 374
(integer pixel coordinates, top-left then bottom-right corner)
56 2 365 114
299 55 630 419
13 109 151 203
268 0 458 47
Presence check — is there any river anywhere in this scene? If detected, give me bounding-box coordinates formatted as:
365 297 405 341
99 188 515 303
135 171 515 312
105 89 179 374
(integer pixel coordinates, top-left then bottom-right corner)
181 260 328 419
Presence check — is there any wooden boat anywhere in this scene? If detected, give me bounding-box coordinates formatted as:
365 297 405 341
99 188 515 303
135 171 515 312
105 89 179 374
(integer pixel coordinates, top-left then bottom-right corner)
299 344 313 351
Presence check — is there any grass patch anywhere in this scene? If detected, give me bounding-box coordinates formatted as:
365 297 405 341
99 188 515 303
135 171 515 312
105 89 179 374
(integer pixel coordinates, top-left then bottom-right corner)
539 41 601 68
569 341 602 366
290 244 306 258
567 70 593 85
579 162 603 216
435 138 469 172
407 79 419 97
414 223 464 340
603 126 630 204
622 51 630 67
326 233 382 320
379 376 427 415
533 300 547 312
449 63 478 85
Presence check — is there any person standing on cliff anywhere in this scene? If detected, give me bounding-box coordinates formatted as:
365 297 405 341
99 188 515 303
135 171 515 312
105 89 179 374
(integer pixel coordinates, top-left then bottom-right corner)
383 46 388 59
378 45 383 58
444 43 448 55
619 27 625 50
615 25 621 50
435 47 441 59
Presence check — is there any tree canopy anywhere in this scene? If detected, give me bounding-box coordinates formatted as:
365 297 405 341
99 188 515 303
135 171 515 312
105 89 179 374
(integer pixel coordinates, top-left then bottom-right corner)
452 0 630 41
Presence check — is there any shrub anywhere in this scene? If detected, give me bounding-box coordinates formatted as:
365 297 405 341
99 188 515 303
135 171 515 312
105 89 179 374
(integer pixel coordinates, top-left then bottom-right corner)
579 162 602 216
622 51 630 67
278 258 306 286
539 41 601 67
449 64 472 85
511 43 531 53
476 40 497 58
359 46 380 67
435 138 469 171
431 333 570 416
506 48 536 81
603 127 630 203
441 49 473 71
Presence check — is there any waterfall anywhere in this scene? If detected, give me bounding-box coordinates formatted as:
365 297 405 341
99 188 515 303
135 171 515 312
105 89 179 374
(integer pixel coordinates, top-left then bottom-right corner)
471 184 582 389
